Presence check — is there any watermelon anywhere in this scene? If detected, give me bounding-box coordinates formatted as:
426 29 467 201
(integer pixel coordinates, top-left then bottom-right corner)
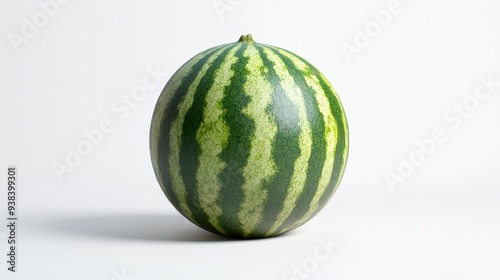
150 34 348 238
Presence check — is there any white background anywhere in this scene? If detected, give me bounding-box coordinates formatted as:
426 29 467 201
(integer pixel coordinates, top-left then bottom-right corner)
1 0 500 279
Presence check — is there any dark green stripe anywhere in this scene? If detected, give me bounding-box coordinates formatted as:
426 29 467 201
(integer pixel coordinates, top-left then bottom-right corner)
153 45 225 216
217 44 251 237
317 78 348 209
253 45 302 236
179 45 241 234
300 57 349 218
266 48 328 234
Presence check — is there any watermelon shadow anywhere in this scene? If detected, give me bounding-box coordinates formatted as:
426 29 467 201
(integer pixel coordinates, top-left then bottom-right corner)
51 213 246 242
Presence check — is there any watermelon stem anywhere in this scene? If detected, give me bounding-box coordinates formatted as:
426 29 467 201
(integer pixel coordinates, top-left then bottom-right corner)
238 34 255 43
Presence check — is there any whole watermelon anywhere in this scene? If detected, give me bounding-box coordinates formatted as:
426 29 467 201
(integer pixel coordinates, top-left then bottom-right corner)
150 35 348 238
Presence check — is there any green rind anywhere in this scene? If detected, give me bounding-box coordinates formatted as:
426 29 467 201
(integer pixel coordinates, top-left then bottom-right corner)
177 46 236 234
216 44 253 237
151 45 227 222
259 46 316 237
250 44 302 237
264 47 328 235
150 38 349 238
276 48 348 231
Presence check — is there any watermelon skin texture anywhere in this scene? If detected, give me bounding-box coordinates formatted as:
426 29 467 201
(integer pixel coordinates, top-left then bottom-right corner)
150 35 348 238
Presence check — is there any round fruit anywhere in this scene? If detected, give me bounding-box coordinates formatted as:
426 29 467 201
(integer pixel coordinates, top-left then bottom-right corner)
150 34 348 238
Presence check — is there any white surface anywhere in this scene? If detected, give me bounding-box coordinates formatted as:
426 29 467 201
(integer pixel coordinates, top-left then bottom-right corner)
1 0 500 279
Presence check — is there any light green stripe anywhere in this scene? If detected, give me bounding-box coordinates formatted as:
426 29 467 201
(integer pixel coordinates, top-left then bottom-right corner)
317 71 349 164
169 46 230 221
151 51 207 193
262 47 313 236
316 70 349 198
237 44 278 236
277 49 339 232
196 45 241 235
